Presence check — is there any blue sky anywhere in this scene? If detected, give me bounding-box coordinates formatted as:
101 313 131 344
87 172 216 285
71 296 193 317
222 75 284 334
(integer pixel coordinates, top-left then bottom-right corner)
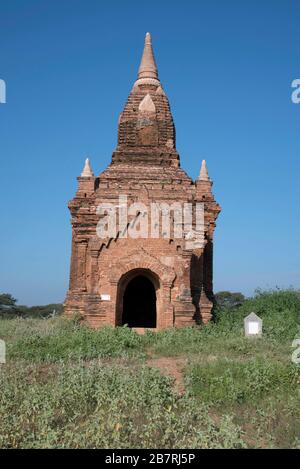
0 0 299 305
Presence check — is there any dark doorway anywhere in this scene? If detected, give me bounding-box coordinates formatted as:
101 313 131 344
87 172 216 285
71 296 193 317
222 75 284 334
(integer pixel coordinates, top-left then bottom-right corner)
122 275 157 328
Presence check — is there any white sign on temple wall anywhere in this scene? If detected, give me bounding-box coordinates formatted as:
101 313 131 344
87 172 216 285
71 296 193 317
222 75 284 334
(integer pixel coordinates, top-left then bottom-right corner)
101 294 111 301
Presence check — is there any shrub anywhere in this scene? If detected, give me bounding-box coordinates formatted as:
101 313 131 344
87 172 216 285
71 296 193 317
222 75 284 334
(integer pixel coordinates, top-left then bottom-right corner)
186 359 300 405
0 362 245 449
214 288 300 342
6 321 144 362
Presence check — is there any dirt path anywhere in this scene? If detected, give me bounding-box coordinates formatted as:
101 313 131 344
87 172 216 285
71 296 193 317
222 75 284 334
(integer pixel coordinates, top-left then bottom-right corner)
146 357 187 394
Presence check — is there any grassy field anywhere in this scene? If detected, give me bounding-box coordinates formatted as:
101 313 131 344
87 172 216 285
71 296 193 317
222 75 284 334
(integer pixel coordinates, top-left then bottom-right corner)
0 289 299 449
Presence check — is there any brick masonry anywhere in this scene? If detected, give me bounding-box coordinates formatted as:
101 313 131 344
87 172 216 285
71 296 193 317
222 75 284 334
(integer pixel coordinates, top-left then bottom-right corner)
64 33 221 329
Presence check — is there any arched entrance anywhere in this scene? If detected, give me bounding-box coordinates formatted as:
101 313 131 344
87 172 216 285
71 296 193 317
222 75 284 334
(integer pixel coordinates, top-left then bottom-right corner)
122 275 157 328
115 269 159 328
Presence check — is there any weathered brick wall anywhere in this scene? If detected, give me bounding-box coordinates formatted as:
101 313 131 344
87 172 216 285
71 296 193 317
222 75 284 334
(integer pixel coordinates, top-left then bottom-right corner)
64 34 221 329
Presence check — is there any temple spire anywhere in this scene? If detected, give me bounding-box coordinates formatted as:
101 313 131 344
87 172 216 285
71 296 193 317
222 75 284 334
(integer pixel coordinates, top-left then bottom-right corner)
199 160 210 181
138 32 158 80
81 158 94 177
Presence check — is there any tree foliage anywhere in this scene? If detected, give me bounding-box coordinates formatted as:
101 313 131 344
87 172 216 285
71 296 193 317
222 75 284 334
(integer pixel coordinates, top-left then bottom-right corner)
0 293 17 307
0 292 62 318
215 291 245 309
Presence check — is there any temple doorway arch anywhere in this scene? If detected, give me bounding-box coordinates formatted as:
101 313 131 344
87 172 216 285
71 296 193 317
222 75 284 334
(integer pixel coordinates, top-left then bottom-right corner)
116 269 159 328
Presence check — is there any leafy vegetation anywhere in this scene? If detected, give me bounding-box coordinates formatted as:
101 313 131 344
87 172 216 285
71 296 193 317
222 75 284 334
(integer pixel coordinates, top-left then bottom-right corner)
0 362 245 449
0 288 299 448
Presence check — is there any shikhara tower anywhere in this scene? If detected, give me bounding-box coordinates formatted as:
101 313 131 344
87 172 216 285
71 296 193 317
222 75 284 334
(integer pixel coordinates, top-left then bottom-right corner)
64 33 221 329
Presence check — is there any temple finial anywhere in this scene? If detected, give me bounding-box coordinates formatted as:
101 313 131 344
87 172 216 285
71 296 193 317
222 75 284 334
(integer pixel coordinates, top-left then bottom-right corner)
138 32 158 80
199 160 210 181
81 158 94 177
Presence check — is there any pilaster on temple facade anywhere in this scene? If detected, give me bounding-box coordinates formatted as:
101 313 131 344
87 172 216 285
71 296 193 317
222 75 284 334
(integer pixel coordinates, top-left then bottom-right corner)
64 33 221 329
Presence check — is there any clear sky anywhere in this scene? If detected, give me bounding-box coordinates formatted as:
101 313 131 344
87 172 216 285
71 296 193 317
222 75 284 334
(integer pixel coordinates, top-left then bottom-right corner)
0 0 299 305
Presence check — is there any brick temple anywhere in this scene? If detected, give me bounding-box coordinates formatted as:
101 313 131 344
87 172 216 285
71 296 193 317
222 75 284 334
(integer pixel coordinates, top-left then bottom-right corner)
64 33 221 329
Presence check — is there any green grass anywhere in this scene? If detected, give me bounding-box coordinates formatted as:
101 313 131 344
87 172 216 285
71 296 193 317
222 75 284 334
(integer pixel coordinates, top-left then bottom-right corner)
0 289 299 448
6 317 145 362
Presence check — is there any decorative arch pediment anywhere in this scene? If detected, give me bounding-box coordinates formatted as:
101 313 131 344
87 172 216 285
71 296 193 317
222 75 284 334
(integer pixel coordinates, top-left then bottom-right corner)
109 247 176 286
